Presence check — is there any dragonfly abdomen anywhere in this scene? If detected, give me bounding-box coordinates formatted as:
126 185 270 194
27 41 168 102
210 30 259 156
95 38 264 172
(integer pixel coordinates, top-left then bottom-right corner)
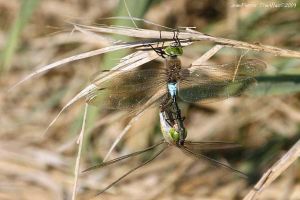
167 82 177 98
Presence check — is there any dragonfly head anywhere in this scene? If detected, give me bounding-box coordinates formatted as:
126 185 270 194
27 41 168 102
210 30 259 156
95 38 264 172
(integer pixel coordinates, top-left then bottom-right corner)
170 124 187 146
164 45 183 57
169 128 180 144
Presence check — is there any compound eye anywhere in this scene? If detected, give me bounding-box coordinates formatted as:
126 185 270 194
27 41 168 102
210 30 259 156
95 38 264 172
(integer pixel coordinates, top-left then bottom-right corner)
164 46 183 57
170 128 180 143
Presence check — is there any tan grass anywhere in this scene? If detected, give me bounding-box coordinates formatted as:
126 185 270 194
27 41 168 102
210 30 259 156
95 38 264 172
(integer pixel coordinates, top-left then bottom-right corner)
72 103 88 200
243 138 300 200
73 24 300 58
4 5 300 199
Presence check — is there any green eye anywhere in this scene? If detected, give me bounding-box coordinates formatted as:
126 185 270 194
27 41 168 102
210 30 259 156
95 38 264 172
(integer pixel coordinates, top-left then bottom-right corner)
164 46 183 57
170 128 180 142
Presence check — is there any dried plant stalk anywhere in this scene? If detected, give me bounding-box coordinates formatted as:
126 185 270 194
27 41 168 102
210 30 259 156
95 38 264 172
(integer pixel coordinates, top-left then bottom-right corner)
74 24 300 58
243 139 300 200
72 103 88 200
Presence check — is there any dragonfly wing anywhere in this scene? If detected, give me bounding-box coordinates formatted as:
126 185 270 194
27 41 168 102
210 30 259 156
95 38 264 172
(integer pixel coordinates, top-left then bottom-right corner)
95 145 168 196
181 146 247 178
178 59 266 103
87 66 167 112
184 141 241 150
178 79 256 103
83 140 165 172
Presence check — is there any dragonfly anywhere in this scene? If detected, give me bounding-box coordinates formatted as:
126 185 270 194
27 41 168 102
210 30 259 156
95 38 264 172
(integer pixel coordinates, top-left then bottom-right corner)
83 101 247 195
87 37 266 142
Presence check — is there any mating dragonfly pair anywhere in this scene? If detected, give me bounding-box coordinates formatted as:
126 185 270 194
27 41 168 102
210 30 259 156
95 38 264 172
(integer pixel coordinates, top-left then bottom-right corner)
88 32 265 142
84 32 266 194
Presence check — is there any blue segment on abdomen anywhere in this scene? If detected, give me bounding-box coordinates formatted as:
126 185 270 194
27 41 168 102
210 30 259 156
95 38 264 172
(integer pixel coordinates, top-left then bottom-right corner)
168 82 177 98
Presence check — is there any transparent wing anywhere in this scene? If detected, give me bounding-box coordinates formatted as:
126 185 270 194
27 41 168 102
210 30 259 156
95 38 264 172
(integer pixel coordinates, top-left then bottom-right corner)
83 141 168 196
178 59 266 102
83 141 165 172
184 141 241 150
181 146 247 178
87 66 167 113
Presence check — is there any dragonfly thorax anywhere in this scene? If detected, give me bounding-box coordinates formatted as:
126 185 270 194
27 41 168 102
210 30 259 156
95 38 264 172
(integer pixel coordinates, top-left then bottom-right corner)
166 56 182 83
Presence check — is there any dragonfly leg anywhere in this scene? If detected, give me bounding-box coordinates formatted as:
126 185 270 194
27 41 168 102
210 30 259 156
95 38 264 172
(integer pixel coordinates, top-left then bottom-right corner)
172 28 182 47
172 96 182 120
160 93 172 112
165 116 173 127
148 43 166 58
160 94 181 128
164 109 177 127
159 30 166 52
171 95 186 146
148 30 168 58
157 30 161 49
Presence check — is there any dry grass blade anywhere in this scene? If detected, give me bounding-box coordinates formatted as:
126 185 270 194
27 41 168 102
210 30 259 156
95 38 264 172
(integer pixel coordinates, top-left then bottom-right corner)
103 16 174 30
73 23 115 46
92 50 158 84
72 103 88 200
243 139 300 200
43 84 97 136
9 42 147 90
74 24 300 58
191 44 224 65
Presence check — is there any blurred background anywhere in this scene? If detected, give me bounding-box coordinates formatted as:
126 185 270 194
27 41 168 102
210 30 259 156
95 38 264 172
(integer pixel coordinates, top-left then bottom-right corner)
0 0 300 199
